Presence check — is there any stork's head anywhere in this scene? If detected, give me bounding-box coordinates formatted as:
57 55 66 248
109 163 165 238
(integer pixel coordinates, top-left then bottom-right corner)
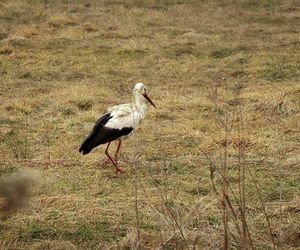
133 83 156 108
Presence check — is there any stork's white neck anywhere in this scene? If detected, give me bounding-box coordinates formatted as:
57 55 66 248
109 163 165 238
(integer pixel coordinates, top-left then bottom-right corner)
133 91 147 116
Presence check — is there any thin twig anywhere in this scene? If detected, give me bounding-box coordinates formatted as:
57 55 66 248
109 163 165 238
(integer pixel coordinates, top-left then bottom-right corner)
248 169 276 249
200 149 253 249
155 183 190 250
222 81 230 250
133 163 140 250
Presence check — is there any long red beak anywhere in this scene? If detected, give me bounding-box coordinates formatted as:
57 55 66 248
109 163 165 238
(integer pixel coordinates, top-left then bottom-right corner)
143 93 156 108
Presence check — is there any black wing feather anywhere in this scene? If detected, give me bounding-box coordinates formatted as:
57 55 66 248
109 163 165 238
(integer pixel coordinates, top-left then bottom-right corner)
79 113 112 155
79 113 133 155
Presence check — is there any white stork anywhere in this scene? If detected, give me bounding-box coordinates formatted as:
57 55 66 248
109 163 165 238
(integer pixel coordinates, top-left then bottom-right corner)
79 83 156 173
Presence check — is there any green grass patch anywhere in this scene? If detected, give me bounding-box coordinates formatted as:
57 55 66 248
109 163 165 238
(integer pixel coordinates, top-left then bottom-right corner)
70 99 93 111
240 0 281 10
265 177 300 202
166 42 202 59
141 221 160 231
116 48 150 58
104 0 184 10
186 186 210 196
42 38 76 50
0 165 20 175
0 129 32 159
207 215 221 227
210 47 235 59
63 221 127 243
0 1 45 24
260 56 300 81
19 221 58 241
58 106 76 116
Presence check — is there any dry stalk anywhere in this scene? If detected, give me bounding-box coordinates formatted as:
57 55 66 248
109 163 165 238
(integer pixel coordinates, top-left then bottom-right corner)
213 82 229 249
133 164 140 250
248 169 276 249
201 148 252 248
222 81 230 249
203 81 256 249
155 183 190 250
124 151 142 250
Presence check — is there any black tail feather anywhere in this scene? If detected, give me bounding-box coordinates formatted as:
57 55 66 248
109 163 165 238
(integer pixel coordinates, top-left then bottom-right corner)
79 112 134 155
79 113 113 155
79 136 94 155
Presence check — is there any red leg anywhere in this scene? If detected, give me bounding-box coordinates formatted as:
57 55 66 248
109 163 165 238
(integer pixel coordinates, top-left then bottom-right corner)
105 142 116 166
104 141 124 173
114 140 122 164
102 143 111 163
114 140 124 173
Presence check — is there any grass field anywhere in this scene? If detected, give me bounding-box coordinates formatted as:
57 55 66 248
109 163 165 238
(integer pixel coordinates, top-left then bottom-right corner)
0 0 300 249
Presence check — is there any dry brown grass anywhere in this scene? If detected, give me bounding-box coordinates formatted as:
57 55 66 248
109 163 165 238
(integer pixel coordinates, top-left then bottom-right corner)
0 0 300 249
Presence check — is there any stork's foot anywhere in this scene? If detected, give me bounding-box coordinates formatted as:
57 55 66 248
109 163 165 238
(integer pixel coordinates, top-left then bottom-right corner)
115 166 125 174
